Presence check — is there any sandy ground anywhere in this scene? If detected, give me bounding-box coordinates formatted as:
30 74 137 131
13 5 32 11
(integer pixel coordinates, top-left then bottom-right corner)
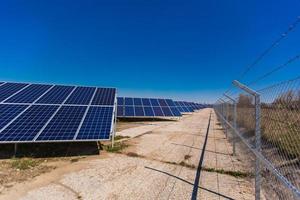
0 109 256 200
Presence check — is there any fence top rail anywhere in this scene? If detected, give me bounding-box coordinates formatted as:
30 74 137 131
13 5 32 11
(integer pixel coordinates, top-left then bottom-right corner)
232 80 260 96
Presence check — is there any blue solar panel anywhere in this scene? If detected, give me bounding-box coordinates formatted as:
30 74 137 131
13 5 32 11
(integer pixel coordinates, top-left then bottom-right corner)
117 106 124 116
150 99 159 106
77 107 113 140
0 81 116 143
0 105 59 141
170 107 181 116
91 88 116 105
117 97 181 118
161 107 173 116
158 99 168 107
65 87 95 105
134 106 144 116
153 106 164 116
166 99 175 107
125 106 134 116
176 106 184 112
0 104 28 129
0 83 28 102
5 84 52 103
144 106 155 116
36 85 75 104
37 106 87 141
133 98 142 106
124 97 133 105
174 101 194 113
117 97 124 106
142 98 151 106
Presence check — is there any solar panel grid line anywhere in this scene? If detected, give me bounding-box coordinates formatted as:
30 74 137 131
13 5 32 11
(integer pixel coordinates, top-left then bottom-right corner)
0 83 31 103
32 86 78 141
4 84 53 103
65 86 96 105
36 85 75 104
36 106 87 141
0 104 34 133
73 87 98 140
31 85 55 103
0 104 29 130
0 105 60 142
0 84 58 133
148 98 157 117
0 82 6 87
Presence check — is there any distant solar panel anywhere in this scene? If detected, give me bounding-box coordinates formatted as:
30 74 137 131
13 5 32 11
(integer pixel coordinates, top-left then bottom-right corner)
0 82 117 143
117 97 181 118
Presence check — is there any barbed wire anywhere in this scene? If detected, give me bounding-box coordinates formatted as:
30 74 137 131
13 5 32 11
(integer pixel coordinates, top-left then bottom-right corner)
247 54 300 87
224 16 300 95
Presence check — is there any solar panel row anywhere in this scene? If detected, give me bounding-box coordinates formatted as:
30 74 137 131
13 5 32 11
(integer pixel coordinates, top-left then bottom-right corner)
174 101 206 113
0 82 117 143
117 97 181 117
0 82 116 105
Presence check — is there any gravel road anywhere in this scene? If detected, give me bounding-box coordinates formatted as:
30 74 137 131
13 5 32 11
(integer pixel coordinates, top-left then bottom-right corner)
1 108 256 200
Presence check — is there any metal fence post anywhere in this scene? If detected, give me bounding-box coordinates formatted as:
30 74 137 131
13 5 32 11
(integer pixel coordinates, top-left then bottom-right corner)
233 80 261 200
255 93 261 200
224 94 237 156
220 99 227 138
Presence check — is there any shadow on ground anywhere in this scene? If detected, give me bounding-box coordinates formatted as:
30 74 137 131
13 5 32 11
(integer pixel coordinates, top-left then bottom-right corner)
0 142 100 159
145 166 235 200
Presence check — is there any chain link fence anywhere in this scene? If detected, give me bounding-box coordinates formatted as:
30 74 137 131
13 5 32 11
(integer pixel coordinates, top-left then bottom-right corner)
214 77 300 200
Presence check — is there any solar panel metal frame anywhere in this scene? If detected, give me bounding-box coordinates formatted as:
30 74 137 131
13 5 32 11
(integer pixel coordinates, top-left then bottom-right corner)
0 81 117 144
117 97 181 119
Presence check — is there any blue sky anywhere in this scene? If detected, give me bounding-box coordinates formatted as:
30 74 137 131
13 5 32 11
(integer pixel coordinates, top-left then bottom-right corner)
0 0 299 103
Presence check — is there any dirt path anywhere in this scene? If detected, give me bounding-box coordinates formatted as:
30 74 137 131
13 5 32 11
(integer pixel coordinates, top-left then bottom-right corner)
0 109 255 200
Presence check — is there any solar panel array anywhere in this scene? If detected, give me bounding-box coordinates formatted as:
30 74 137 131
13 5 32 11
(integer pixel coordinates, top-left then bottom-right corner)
117 97 181 118
174 101 205 113
0 82 116 143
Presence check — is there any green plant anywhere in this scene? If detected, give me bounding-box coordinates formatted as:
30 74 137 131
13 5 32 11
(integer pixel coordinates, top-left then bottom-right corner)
104 142 129 153
11 158 40 170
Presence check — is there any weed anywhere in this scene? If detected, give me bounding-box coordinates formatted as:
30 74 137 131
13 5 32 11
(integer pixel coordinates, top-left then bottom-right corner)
126 152 144 158
202 167 252 178
104 142 129 153
11 158 40 170
184 155 191 160
114 135 130 141
70 158 79 163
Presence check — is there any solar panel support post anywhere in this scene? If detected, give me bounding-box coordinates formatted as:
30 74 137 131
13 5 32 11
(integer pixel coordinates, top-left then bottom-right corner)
223 93 237 156
112 96 117 148
233 80 261 200
14 143 18 158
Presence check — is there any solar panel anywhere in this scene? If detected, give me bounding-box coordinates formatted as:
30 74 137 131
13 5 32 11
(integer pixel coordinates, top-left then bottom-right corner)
65 87 96 105
0 105 59 142
37 106 87 141
91 88 116 105
5 84 52 103
174 101 195 113
0 81 117 143
124 97 134 105
77 107 113 140
36 85 75 104
117 97 181 118
0 104 28 129
0 83 28 102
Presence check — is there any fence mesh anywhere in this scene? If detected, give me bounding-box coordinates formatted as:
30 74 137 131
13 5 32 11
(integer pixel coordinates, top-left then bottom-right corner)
214 77 300 199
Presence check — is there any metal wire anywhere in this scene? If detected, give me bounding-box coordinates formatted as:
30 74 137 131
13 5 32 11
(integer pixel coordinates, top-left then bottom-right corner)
224 16 300 95
214 77 300 199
